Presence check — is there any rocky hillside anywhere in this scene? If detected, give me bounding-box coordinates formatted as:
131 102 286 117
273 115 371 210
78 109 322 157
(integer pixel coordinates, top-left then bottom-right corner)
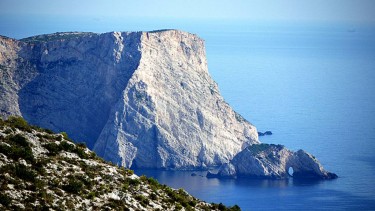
0 116 240 210
0 30 258 170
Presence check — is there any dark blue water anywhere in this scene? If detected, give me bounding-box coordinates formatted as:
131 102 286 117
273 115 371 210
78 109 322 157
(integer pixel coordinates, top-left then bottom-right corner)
135 23 375 210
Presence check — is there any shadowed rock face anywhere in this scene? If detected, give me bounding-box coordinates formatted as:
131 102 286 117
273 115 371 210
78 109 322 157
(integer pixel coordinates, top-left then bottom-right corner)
0 30 259 169
19 32 143 149
207 144 338 180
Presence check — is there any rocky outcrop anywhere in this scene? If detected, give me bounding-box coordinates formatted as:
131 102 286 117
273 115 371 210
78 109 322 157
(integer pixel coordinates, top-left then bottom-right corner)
0 31 259 170
207 143 338 180
257 131 272 136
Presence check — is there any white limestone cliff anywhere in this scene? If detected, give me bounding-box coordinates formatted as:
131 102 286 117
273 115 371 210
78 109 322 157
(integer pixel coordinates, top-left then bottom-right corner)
93 30 259 169
0 30 259 170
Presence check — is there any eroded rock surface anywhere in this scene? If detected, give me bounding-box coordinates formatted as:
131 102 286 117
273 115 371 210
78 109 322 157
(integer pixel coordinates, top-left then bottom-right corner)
207 143 338 180
0 30 259 170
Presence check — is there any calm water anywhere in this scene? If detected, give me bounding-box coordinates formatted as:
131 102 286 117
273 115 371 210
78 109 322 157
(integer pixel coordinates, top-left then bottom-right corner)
135 23 375 210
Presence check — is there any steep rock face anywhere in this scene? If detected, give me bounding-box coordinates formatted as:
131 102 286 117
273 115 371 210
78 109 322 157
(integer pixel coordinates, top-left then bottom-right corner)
208 144 337 179
93 30 259 169
0 36 38 117
1 32 142 149
0 30 259 169
18 32 142 149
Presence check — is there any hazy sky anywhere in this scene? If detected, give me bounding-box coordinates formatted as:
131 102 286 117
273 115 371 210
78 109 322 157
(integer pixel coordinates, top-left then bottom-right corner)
1 0 375 38
1 0 375 22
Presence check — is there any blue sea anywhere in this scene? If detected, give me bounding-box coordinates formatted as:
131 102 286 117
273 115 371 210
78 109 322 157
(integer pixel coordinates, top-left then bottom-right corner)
135 22 375 210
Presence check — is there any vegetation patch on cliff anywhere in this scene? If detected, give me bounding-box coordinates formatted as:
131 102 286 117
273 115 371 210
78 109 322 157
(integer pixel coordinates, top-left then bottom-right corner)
20 32 97 43
247 143 284 155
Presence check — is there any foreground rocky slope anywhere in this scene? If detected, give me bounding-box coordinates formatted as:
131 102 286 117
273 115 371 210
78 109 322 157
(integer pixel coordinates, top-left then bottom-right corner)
207 144 337 179
0 31 258 169
0 116 240 210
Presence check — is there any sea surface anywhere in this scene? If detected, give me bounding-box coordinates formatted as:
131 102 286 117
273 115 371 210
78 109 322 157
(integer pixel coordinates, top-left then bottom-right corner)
135 22 375 210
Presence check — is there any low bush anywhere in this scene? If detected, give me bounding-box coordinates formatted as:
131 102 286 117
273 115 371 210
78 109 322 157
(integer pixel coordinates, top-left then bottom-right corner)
0 193 11 207
15 164 36 182
104 198 130 210
44 142 61 156
74 147 88 159
5 116 32 132
62 177 83 194
60 141 75 152
9 134 29 147
60 132 71 141
135 194 150 206
0 135 34 163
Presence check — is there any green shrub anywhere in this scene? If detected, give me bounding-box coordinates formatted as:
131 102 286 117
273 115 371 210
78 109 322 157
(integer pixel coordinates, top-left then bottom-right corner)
62 177 83 194
15 164 36 182
76 175 93 189
44 142 61 156
74 147 87 159
76 142 86 148
150 192 158 200
174 203 183 210
5 116 31 132
0 164 36 183
3 128 13 134
104 198 129 210
0 193 11 207
140 175 148 182
135 194 150 206
249 143 284 155
33 158 49 175
229 205 241 211
121 183 129 191
148 177 162 190
60 141 75 152
122 168 134 176
210 203 241 211
127 178 141 186
9 134 29 147
43 128 54 134
218 203 226 211
41 134 56 140
0 144 10 157
0 135 34 162
60 132 70 141
86 191 97 200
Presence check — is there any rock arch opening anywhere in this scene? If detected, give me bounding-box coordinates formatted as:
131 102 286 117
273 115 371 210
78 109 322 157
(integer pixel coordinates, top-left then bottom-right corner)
288 166 294 177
